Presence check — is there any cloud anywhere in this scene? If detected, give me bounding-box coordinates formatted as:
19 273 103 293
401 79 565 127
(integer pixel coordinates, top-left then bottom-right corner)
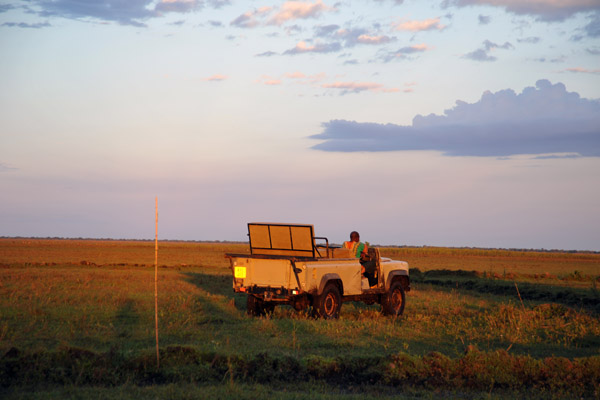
563 67 600 74
583 11 600 37
34 0 159 26
534 55 566 63
393 17 445 32
231 1 332 29
256 50 278 57
478 14 491 24
483 39 513 50
286 71 306 78
587 46 600 55
372 0 404 4
356 34 394 45
379 43 430 62
463 40 513 61
257 49 282 57
517 36 540 44
314 24 339 37
255 75 283 85
267 0 332 26
335 27 395 47
230 6 272 28
533 153 582 159
0 163 17 172
283 40 341 54
287 72 327 84
285 24 303 35
1 21 51 28
321 81 399 94
445 0 600 22
208 20 223 27
207 0 231 8
463 48 496 61
205 74 227 81
310 80 600 157
313 24 395 48
155 0 200 13
258 71 327 87
0 4 15 13
400 43 430 53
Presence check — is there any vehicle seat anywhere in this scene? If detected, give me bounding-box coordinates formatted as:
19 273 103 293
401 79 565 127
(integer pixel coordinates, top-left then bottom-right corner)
367 247 380 281
332 248 353 258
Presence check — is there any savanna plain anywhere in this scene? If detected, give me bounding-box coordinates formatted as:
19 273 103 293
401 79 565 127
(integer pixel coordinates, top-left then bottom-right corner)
1 239 599 399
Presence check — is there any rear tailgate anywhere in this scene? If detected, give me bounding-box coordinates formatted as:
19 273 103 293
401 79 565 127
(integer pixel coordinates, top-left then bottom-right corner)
231 256 297 291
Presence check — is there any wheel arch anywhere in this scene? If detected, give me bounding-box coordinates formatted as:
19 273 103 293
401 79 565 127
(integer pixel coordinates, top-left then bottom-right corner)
385 270 410 291
318 273 344 295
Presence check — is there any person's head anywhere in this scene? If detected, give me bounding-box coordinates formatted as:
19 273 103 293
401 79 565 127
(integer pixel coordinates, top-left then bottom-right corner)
350 231 360 242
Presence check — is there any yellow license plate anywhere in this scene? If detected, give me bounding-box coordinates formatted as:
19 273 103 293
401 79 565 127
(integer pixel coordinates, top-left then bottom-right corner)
234 266 246 279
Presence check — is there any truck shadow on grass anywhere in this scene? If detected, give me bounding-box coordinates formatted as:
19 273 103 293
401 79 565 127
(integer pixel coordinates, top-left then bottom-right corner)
181 271 247 321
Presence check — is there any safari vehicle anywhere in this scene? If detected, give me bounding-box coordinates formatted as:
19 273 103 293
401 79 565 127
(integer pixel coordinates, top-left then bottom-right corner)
227 223 410 319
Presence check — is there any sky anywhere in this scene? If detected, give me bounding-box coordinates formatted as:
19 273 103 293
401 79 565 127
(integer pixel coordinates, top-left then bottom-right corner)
1 0 599 251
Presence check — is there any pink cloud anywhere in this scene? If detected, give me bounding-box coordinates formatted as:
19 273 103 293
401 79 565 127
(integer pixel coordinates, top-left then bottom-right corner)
308 72 327 83
283 40 341 54
394 17 445 32
205 74 228 81
286 71 307 79
356 34 394 45
564 67 600 74
287 72 328 85
410 44 429 51
256 75 283 85
259 71 327 87
294 41 315 51
268 1 332 26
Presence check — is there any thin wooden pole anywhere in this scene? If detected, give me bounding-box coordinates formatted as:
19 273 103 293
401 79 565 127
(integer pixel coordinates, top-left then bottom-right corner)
154 197 160 368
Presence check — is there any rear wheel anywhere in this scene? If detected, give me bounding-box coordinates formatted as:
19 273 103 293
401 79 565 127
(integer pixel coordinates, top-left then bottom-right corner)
246 295 274 316
313 283 342 319
381 280 406 316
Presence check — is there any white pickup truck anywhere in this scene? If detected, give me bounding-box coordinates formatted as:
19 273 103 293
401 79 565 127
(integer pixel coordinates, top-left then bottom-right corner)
227 223 410 319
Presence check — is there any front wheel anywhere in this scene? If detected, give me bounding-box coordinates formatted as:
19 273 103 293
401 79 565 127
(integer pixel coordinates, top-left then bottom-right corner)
313 283 342 319
381 280 406 316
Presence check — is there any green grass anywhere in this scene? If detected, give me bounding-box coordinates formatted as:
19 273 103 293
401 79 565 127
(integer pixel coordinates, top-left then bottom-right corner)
0 382 545 400
1 239 599 399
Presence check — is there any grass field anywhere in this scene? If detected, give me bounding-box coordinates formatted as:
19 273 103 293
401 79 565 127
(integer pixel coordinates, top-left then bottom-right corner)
1 239 599 399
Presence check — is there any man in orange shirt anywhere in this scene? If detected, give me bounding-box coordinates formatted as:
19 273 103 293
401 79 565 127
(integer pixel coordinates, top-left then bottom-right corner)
343 231 367 259
343 231 376 286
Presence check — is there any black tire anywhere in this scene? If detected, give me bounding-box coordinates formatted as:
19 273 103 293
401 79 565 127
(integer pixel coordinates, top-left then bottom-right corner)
246 295 274 316
246 295 260 316
313 283 342 319
262 301 275 315
381 280 406 316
